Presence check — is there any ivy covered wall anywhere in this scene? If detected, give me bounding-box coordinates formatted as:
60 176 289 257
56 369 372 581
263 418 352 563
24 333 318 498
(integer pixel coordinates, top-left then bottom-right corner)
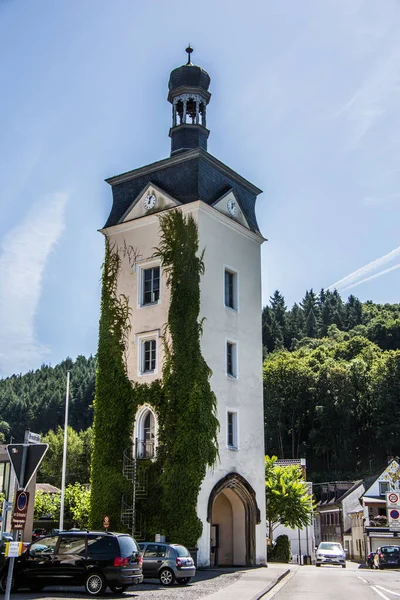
90 211 219 545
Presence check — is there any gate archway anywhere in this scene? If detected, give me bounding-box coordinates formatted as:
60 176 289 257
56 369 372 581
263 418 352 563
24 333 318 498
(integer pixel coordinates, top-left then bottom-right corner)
207 473 261 566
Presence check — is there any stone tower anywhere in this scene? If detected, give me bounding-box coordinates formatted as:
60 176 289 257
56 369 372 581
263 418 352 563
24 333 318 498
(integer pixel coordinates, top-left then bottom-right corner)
101 48 266 567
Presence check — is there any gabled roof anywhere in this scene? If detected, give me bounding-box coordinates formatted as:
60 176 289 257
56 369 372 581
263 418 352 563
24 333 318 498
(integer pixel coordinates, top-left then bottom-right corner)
363 459 400 499
104 148 263 235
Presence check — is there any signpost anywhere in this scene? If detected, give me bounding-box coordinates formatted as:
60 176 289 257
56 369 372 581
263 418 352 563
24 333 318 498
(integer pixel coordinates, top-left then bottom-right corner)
4 439 48 600
386 491 400 531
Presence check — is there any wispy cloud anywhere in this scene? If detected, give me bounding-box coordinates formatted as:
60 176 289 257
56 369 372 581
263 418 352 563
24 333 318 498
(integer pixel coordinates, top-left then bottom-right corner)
0 193 68 376
327 245 400 291
331 4 400 149
341 262 400 291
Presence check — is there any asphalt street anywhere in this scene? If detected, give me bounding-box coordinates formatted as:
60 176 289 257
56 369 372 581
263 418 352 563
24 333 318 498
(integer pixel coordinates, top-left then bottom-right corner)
264 563 400 600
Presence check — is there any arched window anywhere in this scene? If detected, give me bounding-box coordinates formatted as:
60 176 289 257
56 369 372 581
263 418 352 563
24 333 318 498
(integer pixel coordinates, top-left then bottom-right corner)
134 406 157 459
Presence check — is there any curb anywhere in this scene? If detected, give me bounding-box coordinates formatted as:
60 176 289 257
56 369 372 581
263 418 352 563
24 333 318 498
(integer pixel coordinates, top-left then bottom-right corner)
250 569 291 600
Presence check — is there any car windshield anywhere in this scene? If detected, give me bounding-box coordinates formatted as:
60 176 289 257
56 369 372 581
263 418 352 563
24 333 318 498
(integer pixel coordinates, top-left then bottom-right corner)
382 547 400 554
173 545 191 557
319 543 342 551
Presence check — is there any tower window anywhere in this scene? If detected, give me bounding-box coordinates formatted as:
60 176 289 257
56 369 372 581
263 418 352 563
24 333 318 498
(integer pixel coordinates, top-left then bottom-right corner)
224 268 238 310
142 267 160 306
227 411 238 449
142 339 156 373
226 341 238 378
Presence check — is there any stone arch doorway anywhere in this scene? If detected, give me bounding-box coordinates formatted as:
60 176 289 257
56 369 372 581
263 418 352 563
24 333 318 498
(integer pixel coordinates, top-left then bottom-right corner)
207 473 261 566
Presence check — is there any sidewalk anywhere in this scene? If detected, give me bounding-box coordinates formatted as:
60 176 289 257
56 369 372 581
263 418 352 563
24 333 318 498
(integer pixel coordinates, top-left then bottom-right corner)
202 565 293 600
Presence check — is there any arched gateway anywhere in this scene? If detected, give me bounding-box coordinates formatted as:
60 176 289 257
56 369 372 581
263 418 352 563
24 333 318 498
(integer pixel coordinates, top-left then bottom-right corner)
207 473 261 566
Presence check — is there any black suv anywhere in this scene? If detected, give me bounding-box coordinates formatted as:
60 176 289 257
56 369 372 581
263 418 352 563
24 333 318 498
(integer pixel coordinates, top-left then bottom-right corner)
0 530 143 595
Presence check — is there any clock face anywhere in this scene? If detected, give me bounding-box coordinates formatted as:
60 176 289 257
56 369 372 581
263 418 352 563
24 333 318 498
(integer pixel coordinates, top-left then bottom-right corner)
227 199 237 217
144 193 157 210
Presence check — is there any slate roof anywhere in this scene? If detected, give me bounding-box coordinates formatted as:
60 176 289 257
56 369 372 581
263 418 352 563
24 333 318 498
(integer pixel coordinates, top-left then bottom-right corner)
104 148 263 235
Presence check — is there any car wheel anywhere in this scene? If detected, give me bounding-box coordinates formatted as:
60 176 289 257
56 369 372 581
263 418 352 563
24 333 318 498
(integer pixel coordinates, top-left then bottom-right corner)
85 572 107 596
159 568 175 586
109 585 130 594
0 572 18 593
316 563 321 567
177 577 191 585
342 564 346 569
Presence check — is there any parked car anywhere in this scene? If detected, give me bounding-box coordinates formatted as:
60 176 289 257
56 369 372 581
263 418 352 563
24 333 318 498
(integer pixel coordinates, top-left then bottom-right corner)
31 528 48 541
138 542 195 586
0 533 13 543
366 551 375 568
0 530 143 595
315 542 346 568
373 545 400 569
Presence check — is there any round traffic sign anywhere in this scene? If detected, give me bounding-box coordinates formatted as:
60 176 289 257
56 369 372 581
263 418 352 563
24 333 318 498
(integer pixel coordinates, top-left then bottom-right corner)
389 493 399 504
17 492 28 511
390 509 400 520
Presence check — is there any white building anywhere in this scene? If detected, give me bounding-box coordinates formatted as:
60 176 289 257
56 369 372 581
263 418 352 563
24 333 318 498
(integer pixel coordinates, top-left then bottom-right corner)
101 48 267 567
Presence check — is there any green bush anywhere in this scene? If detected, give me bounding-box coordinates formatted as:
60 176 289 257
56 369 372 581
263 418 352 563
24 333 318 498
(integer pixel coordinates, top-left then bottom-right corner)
269 534 291 563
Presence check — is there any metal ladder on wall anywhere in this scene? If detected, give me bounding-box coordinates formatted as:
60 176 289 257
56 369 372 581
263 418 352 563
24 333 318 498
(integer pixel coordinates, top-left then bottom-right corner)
121 444 147 540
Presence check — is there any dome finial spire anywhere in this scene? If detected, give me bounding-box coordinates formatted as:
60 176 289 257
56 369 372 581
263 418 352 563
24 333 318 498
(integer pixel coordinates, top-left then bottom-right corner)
185 44 193 65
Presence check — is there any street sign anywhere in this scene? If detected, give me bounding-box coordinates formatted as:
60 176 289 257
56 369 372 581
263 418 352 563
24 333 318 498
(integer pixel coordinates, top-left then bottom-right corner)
7 444 48 489
11 491 29 530
25 431 41 444
386 491 400 507
5 542 23 558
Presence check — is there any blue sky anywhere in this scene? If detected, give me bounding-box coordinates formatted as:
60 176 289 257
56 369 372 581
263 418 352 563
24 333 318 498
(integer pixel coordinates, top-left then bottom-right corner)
1 0 399 377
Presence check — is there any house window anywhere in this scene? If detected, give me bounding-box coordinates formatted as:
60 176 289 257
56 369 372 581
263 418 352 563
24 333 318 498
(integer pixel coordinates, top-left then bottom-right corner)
227 411 238 449
379 481 390 496
142 266 160 305
224 269 238 310
226 341 237 378
142 339 156 373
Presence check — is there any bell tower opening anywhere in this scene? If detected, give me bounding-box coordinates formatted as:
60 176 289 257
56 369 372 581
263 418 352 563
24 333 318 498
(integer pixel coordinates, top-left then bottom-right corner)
168 46 211 154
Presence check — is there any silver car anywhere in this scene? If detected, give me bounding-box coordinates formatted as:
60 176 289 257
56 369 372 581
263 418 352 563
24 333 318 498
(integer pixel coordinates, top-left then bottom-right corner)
138 542 196 586
316 542 346 568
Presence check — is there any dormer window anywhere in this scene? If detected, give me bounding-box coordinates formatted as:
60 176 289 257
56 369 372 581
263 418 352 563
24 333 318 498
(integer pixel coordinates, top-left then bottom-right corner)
379 481 390 496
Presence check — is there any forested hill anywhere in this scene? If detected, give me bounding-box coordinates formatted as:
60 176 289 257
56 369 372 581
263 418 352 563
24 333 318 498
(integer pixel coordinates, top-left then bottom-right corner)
0 356 96 442
1 291 399 484
263 290 400 482
262 289 400 353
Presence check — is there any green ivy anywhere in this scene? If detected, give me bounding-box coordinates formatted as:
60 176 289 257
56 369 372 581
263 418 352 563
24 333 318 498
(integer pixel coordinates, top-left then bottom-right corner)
154 211 219 547
91 212 219 547
89 239 136 530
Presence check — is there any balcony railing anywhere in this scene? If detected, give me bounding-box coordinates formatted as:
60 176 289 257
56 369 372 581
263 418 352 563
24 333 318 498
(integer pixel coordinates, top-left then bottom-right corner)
136 439 155 459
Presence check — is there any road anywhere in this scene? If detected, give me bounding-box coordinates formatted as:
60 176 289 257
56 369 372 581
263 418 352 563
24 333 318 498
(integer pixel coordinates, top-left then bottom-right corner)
265 563 400 600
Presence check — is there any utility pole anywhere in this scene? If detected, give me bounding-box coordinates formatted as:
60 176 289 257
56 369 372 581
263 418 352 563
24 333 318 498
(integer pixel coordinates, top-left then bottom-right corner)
59 370 70 531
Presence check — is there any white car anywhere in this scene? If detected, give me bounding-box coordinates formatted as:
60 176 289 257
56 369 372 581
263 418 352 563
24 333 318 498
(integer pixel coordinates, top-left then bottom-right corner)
316 542 346 568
